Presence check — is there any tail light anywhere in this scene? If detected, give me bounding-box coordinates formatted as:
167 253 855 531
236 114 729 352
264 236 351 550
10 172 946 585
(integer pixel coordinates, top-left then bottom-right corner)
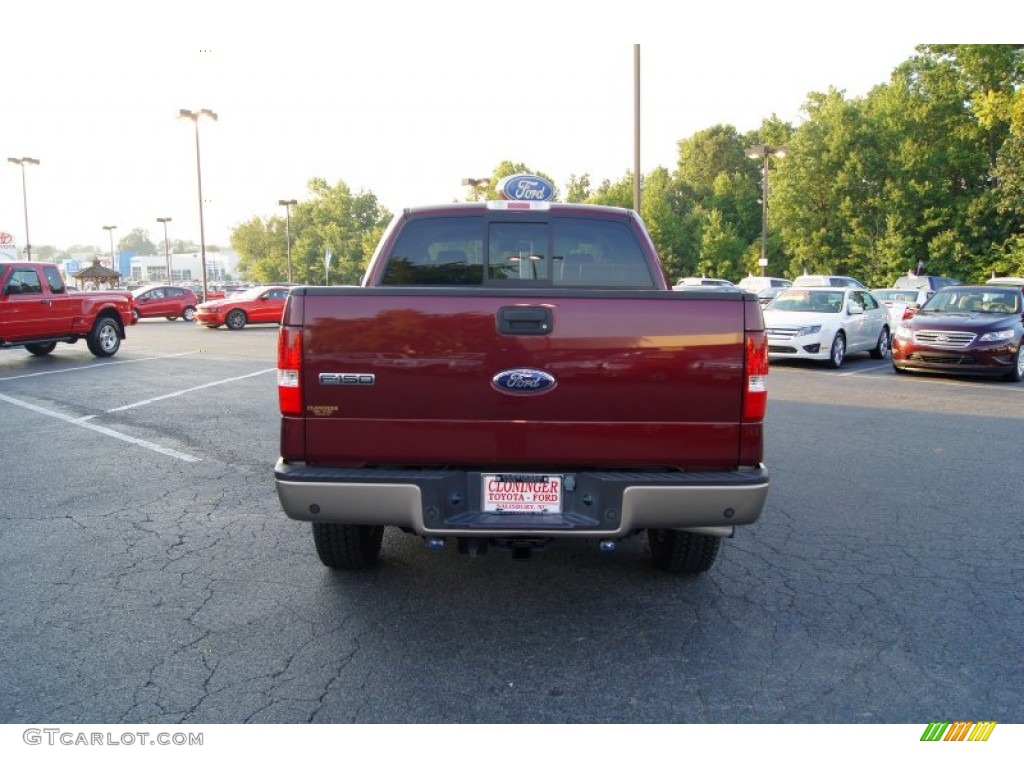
277 327 302 416
743 331 768 421
902 304 920 320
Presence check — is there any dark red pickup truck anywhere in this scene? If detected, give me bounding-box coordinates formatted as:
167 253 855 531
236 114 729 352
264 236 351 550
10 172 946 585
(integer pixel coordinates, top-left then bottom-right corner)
0 262 135 357
274 194 769 574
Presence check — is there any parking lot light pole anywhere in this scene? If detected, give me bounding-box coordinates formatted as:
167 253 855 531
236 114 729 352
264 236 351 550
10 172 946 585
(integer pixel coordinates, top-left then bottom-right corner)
157 217 172 282
179 108 217 301
746 145 788 277
278 199 297 284
7 157 40 259
461 177 491 201
103 225 118 282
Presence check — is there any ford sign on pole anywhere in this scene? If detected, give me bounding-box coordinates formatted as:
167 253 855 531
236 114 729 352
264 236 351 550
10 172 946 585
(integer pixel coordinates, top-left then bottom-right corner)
497 174 555 202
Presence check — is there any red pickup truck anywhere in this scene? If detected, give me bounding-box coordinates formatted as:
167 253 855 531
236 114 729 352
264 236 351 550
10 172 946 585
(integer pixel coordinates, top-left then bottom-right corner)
0 262 135 357
274 190 769 574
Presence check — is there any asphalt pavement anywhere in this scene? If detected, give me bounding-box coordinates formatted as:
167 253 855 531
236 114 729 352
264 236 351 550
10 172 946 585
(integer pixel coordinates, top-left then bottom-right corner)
1 321 1021 724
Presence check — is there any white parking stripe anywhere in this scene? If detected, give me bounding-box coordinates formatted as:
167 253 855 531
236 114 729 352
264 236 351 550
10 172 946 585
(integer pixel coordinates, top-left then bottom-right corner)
105 368 276 413
0 351 198 382
0 392 201 463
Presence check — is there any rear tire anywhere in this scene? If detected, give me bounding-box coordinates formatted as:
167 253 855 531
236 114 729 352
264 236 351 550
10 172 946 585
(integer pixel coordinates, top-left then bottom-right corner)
869 327 890 359
25 342 57 356
86 317 121 357
182 306 196 321
647 528 721 574
312 523 384 569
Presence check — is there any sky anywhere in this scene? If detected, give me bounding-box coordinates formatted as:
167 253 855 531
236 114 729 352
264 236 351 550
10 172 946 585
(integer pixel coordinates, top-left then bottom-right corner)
1 1 1007 254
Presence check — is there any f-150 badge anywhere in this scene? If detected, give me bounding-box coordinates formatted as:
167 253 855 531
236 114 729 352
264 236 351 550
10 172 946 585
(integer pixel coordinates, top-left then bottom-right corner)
492 369 556 395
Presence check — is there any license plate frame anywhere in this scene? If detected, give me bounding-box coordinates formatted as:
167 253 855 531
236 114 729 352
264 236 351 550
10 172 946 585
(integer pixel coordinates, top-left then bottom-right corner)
481 473 563 515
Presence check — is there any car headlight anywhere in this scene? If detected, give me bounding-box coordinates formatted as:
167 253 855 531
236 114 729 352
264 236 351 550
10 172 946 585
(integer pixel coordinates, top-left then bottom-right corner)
796 325 822 337
896 326 913 340
979 328 1015 342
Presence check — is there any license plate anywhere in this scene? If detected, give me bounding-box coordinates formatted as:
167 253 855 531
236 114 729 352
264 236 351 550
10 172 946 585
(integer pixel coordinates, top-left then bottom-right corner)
482 474 563 515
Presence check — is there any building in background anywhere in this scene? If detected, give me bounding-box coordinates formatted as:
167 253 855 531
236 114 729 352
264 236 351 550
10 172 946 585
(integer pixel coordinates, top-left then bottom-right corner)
128 251 240 284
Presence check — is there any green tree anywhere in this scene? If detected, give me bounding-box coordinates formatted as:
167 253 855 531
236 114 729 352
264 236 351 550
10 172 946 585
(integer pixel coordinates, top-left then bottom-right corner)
118 228 157 255
231 177 391 285
695 208 745 279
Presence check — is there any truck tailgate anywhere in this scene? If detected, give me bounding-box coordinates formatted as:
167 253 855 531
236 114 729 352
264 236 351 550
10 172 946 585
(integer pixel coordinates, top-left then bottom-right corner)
293 288 752 468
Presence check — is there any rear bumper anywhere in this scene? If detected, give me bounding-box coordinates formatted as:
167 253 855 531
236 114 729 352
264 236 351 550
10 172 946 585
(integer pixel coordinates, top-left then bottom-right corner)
275 461 769 537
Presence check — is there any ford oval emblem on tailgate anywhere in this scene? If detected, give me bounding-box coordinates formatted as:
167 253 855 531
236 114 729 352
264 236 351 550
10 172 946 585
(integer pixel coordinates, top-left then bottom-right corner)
492 369 557 396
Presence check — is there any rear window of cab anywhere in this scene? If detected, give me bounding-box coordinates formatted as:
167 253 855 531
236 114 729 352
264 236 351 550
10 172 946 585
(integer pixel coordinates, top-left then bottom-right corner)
380 216 655 288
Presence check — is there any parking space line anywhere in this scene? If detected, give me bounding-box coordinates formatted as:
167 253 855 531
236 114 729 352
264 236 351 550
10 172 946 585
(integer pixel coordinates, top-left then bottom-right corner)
105 368 276 413
0 351 199 382
836 363 893 377
0 392 201 463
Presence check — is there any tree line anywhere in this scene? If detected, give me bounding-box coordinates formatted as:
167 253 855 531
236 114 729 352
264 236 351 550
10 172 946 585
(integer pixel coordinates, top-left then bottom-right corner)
229 45 1024 287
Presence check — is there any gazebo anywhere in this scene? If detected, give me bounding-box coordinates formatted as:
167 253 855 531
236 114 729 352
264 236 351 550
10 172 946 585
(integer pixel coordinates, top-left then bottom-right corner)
72 260 122 290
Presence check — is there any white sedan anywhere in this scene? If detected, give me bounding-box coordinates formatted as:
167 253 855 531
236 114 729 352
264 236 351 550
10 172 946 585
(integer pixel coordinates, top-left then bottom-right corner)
763 287 891 368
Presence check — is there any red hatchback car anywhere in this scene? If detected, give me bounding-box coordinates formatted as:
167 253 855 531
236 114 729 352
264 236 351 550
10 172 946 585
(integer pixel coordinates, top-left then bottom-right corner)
195 286 290 330
131 285 198 321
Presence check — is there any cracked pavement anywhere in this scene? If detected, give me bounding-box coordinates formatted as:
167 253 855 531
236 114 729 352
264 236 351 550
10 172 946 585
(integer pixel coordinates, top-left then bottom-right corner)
1 324 1021 723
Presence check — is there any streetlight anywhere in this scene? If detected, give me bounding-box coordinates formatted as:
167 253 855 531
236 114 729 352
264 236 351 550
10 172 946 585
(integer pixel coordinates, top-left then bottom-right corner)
633 44 641 212
178 108 218 300
461 177 491 200
157 217 172 282
746 144 788 277
7 157 40 259
278 199 297 283
103 225 118 281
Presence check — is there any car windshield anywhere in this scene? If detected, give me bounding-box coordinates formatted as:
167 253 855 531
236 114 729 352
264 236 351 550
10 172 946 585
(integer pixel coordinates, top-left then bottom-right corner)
872 290 919 303
232 287 271 301
768 289 844 313
921 289 1021 314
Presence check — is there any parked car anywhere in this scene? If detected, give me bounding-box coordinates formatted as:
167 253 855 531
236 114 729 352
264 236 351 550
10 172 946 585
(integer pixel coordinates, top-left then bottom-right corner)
893 274 961 291
870 288 934 335
763 287 890 368
675 276 735 288
131 285 198 321
891 285 1024 381
195 286 290 330
756 286 788 307
738 276 792 293
985 276 1024 288
792 274 868 289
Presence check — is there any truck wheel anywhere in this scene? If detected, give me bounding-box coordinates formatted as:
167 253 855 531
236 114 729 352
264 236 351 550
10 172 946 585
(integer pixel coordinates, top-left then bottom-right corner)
226 309 247 330
828 332 846 369
25 342 57 356
86 317 121 357
869 327 890 359
647 528 721 574
312 523 384 569
182 306 196 321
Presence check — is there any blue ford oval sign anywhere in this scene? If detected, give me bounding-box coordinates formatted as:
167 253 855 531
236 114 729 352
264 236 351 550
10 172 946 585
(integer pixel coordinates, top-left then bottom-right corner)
498 174 555 202
492 369 557 396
